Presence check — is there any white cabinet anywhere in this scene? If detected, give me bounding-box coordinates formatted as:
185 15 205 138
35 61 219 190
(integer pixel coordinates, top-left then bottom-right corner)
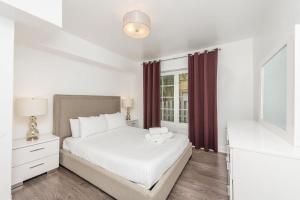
12 135 59 187
227 120 300 200
126 119 139 128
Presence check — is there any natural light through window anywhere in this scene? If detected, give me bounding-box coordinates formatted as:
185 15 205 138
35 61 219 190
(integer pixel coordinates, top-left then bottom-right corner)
160 71 188 124
179 73 188 123
160 75 174 122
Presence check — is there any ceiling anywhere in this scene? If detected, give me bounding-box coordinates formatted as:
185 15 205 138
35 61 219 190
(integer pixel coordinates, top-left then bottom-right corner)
20 0 272 61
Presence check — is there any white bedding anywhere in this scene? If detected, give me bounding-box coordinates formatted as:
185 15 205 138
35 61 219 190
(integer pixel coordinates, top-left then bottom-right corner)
63 126 189 189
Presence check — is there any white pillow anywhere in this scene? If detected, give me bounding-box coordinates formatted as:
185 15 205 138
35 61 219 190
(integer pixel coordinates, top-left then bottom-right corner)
104 112 126 130
70 119 80 138
79 115 107 138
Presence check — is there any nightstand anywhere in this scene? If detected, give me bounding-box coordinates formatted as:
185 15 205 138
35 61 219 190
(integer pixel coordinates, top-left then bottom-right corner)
126 119 139 128
11 134 59 188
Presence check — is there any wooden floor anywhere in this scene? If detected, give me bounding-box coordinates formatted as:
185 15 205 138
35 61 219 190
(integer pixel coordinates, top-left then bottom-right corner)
12 149 228 200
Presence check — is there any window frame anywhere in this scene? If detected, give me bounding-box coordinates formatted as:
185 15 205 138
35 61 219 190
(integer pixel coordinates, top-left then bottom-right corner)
160 69 188 125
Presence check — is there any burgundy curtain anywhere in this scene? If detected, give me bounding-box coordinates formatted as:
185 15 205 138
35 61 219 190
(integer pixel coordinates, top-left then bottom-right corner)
188 49 218 152
143 61 161 129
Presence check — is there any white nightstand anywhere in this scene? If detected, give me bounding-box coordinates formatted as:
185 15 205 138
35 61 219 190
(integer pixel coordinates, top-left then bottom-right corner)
12 134 59 188
126 119 139 128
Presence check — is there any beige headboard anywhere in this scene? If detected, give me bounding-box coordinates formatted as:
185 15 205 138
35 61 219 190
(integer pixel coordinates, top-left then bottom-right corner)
53 95 120 148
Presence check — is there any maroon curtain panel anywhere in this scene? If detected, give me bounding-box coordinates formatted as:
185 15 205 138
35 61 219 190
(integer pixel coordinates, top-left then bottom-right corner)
143 61 161 129
188 49 218 152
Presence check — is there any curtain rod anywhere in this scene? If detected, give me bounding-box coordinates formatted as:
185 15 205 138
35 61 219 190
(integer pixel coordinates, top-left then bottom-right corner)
142 48 221 65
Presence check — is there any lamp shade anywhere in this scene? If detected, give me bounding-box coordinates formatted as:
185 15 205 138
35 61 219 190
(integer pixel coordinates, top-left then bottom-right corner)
16 98 48 117
122 98 133 108
123 10 151 39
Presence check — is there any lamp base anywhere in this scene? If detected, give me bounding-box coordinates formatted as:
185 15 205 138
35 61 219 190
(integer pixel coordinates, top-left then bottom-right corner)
126 108 131 121
26 116 39 141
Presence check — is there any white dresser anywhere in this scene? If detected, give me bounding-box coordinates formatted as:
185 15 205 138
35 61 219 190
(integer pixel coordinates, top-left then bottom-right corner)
226 120 300 200
12 134 59 187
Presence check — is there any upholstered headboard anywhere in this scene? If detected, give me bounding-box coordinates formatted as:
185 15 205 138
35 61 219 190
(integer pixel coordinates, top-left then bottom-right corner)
53 95 120 148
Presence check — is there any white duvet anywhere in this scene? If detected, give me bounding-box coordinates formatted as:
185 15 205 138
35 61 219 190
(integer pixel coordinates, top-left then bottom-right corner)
63 126 189 189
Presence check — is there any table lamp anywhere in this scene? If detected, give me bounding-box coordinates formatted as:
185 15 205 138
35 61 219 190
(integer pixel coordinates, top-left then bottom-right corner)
16 98 48 141
122 98 133 120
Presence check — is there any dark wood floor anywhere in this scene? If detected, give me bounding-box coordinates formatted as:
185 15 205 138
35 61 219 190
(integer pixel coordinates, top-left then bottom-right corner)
12 149 228 200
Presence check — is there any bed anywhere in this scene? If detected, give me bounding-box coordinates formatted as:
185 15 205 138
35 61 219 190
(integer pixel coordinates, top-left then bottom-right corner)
53 95 192 200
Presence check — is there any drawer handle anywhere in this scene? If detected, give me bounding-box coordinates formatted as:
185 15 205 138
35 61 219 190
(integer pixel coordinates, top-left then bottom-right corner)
30 147 45 152
30 163 45 169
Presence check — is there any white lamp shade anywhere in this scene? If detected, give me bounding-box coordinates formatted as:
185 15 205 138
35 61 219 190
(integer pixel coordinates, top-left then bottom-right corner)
123 10 151 39
16 98 48 117
122 98 133 108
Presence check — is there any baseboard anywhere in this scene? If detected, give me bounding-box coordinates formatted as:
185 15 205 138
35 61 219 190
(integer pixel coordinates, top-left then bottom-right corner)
218 145 227 154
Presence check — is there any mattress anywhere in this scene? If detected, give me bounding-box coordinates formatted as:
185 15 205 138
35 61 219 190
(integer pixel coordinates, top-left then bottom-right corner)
63 126 189 189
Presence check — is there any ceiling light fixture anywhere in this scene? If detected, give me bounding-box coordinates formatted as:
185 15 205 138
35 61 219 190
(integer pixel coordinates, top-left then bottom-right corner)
123 10 151 39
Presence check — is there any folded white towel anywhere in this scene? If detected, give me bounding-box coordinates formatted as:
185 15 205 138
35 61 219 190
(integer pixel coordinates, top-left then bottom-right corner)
145 132 174 144
149 127 168 135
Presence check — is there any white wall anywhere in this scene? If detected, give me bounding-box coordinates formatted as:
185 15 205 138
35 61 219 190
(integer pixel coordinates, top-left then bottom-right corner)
138 38 254 152
13 45 137 139
16 27 139 72
0 0 62 27
0 16 14 200
253 0 300 146
294 26 300 146
253 0 300 119
217 39 254 152
34 30 138 71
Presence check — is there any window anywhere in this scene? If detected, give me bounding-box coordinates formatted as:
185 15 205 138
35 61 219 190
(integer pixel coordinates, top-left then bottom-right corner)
160 75 174 122
160 71 188 124
179 73 188 123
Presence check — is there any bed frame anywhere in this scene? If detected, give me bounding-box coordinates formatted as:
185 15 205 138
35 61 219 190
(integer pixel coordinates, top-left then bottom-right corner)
53 95 192 200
